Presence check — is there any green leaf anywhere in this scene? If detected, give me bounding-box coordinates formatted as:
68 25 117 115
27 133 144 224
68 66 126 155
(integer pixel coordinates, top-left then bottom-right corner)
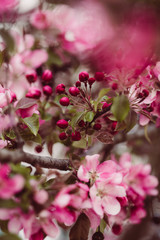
96 131 113 144
94 88 110 111
100 219 107 233
72 139 87 149
98 88 110 101
0 51 4 66
125 110 137 132
0 199 18 209
144 125 151 144
85 111 95 122
70 112 85 128
0 234 21 240
111 95 130 122
69 213 90 240
16 98 37 110
0 30 15 52
47 52 63 67
19 128 42 144
21 114 39 136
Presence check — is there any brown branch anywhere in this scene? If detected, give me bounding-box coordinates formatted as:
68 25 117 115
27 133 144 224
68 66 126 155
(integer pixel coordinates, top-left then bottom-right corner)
0 149 71 170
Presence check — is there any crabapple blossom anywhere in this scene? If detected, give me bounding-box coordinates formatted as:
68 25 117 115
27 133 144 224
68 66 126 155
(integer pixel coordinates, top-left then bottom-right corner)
0 164 24 199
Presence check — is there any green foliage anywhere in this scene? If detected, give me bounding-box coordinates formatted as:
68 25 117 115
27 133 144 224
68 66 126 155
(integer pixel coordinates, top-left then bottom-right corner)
0 234 21 240
84 111 95 122
0 199 18 209
0 30 15 53
19 128 42 144
111 95 130 122
94 88 110 111
70 112 85 128
21 114 39 136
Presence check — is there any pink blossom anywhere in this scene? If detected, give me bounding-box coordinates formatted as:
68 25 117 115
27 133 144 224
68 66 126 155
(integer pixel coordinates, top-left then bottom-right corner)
0 0 18 13
153 61 160 81
30 10 52 29
10 49 48 75
0 164 24 199
51 1 114 54
0 85 15 108
77 154 121 184
0 139 7 149
90 181 126 217
52 183 89 226
119 153 158 198
16 104 39 118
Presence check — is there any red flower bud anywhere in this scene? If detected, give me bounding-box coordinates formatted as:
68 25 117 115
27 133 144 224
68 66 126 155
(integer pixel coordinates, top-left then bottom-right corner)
92 232 104 240
93 123 101 130
43 85 53 96
57 119 68 129
26 88 41 99
26 71 37 83
59 132 67 140
42 70 53 83
69 87 80 96
111 121 117 131
112 83 118 90
79 71 89 82
76 81 81 87
35 145 43 153
88 77 95 86
112 224 122 235
56 84 65 94
71 131 81 141
142 89 149 98
102 102 111 110
94 72 104 82
59 97 70 106
78 120 85 127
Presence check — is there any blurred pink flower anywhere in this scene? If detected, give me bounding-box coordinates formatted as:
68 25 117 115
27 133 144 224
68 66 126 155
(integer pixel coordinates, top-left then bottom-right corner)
0 0 18 13
51 0 114 54
30 10 52 30
0 164 24 199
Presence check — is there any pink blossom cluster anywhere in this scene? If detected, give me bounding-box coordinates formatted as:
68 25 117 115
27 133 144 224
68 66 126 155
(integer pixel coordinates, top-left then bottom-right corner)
0 153 157 239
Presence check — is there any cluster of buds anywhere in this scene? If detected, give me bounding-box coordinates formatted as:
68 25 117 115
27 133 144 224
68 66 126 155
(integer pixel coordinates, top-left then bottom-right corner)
55 71 119 143
25 69 53 99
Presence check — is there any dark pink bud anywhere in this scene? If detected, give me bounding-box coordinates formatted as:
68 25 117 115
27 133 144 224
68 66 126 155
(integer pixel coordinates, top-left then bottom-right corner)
111 121 117 131
94 72 104 82
10 91 17 102
26 88 41 99
88 77 95 86
43 85 53 96
26 72 37 83
112 224 122 235
142 89 149 98
78 120 85 127
59 97 70 106
59 132 67 140
56 84 65 94
71 131 81 141
69 87 80 96
76 81 81 87
35 145 43 153
42 69 53 83
92 231 104 240
79 71 89 82
57 119 68 129
112 83 118 90
138 92 143 98
93 123 101 130
102 102 111 110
